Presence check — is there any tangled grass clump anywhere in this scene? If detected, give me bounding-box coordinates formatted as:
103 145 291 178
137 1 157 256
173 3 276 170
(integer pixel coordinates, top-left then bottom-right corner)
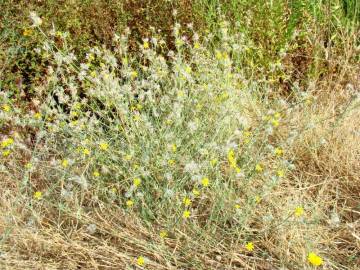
1 11 360 270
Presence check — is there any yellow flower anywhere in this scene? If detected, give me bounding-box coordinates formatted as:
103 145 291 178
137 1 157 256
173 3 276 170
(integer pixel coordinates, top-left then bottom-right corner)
70 120 78 126
88 53 95 62
276 169 285 178
133 178 141 187
99 142 109 151
1 138 14 148
210 158 218 166
61 159 69 168
2 150 11 157
171 144 177 153
168 159 175 166
274 112 281 119
133 114 141 121
305 97 313 105
33 191 42 200
124 154 132 161
90 71 97 78
308 252 323 266
294 206 304 217
159 230 168 238
177 90 185 97
255 164 263 173
126 200 134 207
194 42 200 49
70 111 78 117
2 104 11 112
82 148 90 156
274 147 283 157
234 204 241 209
25 163 33 169
183 197 192 206
244 131 252 137
143 41 149 49
133 164 139 170
228 149 237 168
93 171 100 177
175 38 184 47
201 177 209 187
136 256 145 266
255 195 261 203
217 91 229 102
23 28 33 36
130 70 138 79
182 210 191 219
192 189 200 197
271 119 279 127
215 50 223 60
185 66 192 74
245 242 254 251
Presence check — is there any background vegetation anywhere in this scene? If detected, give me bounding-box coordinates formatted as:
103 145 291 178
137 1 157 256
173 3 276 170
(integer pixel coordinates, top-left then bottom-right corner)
1 0 359 269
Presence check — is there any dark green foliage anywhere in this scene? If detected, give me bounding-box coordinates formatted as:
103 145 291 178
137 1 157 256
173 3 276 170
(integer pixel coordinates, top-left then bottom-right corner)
342 0 360 22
